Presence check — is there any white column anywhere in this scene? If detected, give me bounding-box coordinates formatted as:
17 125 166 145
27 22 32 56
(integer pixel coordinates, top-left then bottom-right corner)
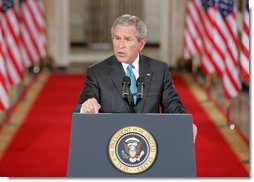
46 0 70 67
160 0 170 64
160 0 186 67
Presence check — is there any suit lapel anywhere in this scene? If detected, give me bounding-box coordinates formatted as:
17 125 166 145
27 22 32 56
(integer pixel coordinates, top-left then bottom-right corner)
109 57 130 111
137 55 153 113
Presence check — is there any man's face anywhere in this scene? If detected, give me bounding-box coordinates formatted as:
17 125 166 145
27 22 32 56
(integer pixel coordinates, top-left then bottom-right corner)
112 25 146 64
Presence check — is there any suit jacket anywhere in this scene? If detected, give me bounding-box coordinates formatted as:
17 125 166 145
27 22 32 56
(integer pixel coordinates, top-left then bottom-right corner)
73 54 187 113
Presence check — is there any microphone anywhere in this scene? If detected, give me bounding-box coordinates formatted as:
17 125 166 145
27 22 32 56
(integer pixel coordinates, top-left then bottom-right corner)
122 76 131 99
136 77 144 100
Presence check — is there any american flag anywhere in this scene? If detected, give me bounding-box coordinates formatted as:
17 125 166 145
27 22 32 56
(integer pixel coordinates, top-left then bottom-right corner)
199 0 219 75
1 0 24 85
19 0 47 67
240 0 249 85
184 0 242 99
0 16 9 110
184 0 203 60
184 0 217 75
0 0 46 110
214 0 241 99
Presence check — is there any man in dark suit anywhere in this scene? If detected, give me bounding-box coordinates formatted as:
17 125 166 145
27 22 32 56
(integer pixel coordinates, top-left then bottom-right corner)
74 14 197 141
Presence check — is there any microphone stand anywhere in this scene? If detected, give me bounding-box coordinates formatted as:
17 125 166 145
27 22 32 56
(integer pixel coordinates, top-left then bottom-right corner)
122 76 144 113
128 93 135 113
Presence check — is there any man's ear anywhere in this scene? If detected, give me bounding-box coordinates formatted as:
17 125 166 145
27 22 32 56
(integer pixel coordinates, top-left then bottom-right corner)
139 39 147 51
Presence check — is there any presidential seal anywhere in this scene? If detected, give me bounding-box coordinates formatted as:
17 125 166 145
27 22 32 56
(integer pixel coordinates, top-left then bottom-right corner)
108 126 157 174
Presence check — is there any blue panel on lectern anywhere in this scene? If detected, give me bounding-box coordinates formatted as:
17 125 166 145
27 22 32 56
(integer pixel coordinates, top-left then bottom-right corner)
67 113 196 177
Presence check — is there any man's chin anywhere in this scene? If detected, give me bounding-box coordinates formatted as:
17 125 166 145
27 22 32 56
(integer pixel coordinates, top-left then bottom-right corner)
116 57 128 63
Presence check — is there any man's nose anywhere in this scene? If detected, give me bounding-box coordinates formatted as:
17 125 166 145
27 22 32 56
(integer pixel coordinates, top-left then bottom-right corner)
118 39 126 48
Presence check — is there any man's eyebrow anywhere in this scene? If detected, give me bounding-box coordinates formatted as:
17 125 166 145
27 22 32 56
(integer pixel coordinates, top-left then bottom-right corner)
124 36 132 39
113 35 133 39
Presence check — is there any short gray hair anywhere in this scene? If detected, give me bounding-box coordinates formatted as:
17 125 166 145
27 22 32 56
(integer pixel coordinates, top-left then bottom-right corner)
111 14 147 41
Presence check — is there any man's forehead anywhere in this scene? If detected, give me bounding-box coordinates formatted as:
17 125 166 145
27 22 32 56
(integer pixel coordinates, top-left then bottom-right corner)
115 25 137 31
114 25 137 37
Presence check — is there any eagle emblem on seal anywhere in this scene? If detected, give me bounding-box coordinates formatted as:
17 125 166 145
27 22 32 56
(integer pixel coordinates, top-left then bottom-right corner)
121 137 145 163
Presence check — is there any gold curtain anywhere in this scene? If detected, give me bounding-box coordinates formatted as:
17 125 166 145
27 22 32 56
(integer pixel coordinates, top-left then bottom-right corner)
86 0 143 44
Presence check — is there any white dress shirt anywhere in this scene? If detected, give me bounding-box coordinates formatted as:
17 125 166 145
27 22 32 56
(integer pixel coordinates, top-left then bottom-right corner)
121 55 140 79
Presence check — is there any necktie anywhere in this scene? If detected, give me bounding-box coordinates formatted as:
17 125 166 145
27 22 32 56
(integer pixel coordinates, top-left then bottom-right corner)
127 64 137 104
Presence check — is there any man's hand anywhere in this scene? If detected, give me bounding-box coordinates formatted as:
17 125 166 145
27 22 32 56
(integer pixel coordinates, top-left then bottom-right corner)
193 123 198 143
81 98 101 113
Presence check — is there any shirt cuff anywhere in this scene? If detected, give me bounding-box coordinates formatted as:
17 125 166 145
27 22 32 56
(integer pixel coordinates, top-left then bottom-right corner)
80 107 85 113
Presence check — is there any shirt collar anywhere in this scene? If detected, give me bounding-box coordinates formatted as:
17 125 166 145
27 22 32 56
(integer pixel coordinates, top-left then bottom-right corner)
121 54 139 73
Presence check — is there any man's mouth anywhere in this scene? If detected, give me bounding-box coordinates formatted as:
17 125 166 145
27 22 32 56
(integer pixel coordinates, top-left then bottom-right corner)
118 51 126 56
